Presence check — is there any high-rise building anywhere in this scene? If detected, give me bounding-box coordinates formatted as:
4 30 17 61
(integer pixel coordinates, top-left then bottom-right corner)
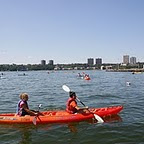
87 58 94 65
130 57 136 64
96 58 102 64
123 55 129 64
41 60 46 65
48 60 54 65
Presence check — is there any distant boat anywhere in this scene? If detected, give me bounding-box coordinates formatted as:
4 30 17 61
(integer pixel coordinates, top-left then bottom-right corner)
18 73 28 76
77 73 91 80
126 82 131 86
132 72 142 74
0 76 6 79
84 75 91 80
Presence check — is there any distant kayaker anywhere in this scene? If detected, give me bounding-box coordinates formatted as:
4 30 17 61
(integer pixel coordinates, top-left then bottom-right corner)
16 93 41 116
66 91 88 114
78 73 82 77
84 74 91 80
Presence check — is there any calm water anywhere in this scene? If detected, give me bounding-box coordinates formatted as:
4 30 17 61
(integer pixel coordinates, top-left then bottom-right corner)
0 70 144 144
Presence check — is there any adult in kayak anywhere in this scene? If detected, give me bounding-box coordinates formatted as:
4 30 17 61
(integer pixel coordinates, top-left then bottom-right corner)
16 93 41 116
66 91 89 114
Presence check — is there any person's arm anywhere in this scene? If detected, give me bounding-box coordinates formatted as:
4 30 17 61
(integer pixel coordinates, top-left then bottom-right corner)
71 101 88 110
75 106 88 110
22 103 38 116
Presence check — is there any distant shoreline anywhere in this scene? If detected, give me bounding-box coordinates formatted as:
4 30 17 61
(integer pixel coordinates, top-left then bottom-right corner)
106 69 144 72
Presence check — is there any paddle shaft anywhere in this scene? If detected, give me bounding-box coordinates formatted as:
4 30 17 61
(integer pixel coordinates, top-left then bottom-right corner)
76 97 86 107
77 97 92 112
77 97 104 123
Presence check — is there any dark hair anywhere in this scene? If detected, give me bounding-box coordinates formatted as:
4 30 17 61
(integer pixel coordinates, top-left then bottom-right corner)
69 91 76 98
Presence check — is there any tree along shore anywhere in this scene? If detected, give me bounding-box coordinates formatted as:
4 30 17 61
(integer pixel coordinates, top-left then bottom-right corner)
0 63 144 71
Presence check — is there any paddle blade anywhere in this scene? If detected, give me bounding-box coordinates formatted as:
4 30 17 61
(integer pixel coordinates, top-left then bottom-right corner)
62 85 70 92
33 117 37 125
94 114 104 123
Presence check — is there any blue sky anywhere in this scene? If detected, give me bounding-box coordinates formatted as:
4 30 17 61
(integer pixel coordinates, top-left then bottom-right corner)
0 0 144 64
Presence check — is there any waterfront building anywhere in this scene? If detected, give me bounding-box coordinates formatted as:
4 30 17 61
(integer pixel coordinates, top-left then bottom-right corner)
41 60 46 65
87 58 94 65
130 57 136 64
123 55 129 64
48 60 54 65
96 58 102 64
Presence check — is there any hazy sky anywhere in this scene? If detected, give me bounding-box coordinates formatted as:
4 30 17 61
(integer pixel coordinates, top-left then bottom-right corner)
0 0 144 64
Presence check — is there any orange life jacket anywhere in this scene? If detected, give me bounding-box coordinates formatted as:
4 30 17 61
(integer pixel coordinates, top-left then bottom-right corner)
66 98 77 114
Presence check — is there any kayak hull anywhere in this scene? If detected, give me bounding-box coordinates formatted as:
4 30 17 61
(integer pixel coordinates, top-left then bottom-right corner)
0 105 123 124
84 77 91 80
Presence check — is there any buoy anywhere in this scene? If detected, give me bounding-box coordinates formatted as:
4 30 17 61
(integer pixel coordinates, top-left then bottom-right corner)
126 82 131 86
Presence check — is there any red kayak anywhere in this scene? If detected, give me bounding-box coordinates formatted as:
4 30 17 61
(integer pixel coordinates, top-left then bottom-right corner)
0 105 123 124
84 76 91 80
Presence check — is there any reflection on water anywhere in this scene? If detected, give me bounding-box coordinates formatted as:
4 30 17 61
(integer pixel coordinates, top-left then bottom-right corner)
0 125 33 144
68 114 122 133
19 127 32 144
0 114 122 143
85 114 122 124
0 70 144 143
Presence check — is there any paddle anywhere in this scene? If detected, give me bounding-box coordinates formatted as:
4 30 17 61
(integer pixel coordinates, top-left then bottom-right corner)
62 85 104 123
32 104 42 125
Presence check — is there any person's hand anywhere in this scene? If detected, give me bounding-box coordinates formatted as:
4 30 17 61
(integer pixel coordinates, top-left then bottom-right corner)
35 112 38 116
85 106 89 109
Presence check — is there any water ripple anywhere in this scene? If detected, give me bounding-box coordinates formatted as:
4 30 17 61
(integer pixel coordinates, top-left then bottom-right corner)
0 71 144 143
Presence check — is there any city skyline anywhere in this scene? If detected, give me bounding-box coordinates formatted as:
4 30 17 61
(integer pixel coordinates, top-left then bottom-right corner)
0 0 144 64
41 55 138 65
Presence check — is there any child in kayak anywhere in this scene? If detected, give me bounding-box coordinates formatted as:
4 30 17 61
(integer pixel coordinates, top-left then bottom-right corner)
66 91 88 114
16 93 41 116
